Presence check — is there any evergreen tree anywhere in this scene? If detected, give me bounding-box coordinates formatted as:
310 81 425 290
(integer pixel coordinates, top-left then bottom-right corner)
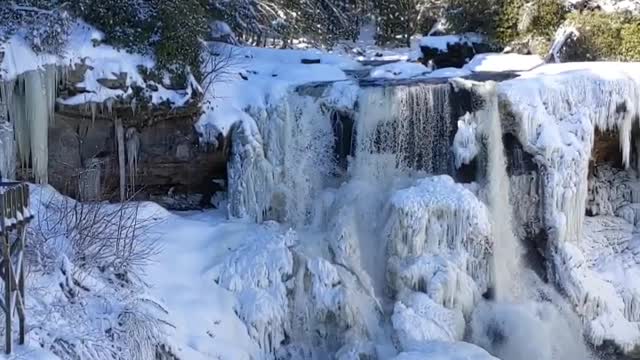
375 0 442 46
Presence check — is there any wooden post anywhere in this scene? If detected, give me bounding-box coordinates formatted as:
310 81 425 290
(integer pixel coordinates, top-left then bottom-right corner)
1 192 11 355
17 225 25 345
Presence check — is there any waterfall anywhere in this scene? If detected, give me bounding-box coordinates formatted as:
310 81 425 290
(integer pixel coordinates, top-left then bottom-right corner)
477 81 521 300
353 83 453 180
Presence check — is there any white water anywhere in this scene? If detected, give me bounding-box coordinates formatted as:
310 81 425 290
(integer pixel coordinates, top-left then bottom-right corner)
477 81 522 300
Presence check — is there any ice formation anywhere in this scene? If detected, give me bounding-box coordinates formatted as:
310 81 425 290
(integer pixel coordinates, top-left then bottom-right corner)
126 127 141 193
1 66 59 184
0 117 15 180
392 291 465 348
499 63 640 352
212 226 295 354
227 90 337 224
78 158 102 201
385 176 492 303
453 112 479 168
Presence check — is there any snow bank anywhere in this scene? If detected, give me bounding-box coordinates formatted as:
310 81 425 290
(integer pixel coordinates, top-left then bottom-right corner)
464 53 544 72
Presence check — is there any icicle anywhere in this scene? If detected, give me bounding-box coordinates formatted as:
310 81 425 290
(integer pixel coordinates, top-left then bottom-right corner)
114 118 126 201
2 67 60 184
131 98 137 116
106 98 114 116
125 127 140 194
23 70 50 184
78 158 102 201
44 64 58 125
90 102 97 124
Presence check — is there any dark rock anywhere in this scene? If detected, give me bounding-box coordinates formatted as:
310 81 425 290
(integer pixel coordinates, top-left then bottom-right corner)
96 72 128 90
421 39 499 69
301 58 321 64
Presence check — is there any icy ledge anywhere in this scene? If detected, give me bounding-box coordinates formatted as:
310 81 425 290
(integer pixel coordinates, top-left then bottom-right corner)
498 62 640 353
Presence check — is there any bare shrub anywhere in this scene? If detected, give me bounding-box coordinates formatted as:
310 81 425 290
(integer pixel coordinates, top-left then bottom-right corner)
201 43 244 96
28 189 163 276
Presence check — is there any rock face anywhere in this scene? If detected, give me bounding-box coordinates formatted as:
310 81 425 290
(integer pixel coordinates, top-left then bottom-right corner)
46 104 227 209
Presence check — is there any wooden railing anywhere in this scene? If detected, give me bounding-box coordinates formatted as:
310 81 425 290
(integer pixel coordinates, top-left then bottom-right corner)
0 182 32 354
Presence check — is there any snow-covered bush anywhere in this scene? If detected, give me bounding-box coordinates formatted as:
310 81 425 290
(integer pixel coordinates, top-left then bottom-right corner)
0 2 73 54
70 0 208 81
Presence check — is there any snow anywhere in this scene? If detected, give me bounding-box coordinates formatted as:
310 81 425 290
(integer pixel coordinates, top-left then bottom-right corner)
464 53 544 73
196 43 357 140
420 34 485 51
0 345 61 360
370 62 429 79
144 212 292 360
392 341 498 360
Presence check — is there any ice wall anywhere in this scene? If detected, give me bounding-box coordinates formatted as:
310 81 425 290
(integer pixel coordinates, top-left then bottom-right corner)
227 91 336 224
0 114 15 180
499 63 640 353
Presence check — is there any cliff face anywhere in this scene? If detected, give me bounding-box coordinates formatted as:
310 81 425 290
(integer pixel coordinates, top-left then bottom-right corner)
46 104 228 208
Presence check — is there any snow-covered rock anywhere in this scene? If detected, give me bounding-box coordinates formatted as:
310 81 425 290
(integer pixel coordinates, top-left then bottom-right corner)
369 62 430 79
464 53 544 73
392 292 465 349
